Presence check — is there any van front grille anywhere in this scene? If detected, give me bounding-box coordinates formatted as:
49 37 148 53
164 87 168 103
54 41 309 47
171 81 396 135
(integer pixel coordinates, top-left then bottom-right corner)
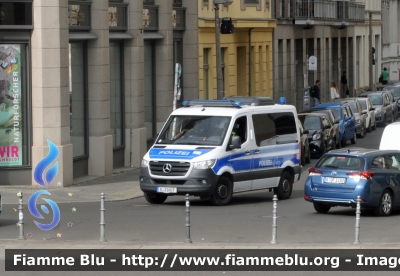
149 161 190 176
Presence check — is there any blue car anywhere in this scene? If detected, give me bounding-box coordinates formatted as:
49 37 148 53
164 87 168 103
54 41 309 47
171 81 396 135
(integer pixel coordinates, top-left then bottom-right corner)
312 102 357 147
304 148 400 216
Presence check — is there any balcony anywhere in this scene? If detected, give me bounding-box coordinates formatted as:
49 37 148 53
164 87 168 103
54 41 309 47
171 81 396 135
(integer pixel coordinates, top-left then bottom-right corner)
274 0 365 26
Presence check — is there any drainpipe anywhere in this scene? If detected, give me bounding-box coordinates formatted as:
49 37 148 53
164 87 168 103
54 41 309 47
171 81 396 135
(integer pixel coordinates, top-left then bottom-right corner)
248 28 254 96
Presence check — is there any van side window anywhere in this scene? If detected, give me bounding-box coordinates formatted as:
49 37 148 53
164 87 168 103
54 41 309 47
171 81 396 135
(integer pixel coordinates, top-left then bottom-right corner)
252 113 275 146
232 116 247 144
252 112 297 147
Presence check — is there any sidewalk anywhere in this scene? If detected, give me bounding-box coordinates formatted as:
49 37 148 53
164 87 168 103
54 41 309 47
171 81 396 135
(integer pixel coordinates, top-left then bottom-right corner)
0 168 144 204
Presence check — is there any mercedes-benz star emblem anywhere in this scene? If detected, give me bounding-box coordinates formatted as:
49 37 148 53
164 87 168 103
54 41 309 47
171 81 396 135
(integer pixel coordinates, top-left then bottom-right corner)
163 163 172 174
331 171 337 176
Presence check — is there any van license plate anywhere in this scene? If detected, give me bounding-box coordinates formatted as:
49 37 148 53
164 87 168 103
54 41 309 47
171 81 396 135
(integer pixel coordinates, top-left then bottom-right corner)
324 177 346 184
157 187 177 193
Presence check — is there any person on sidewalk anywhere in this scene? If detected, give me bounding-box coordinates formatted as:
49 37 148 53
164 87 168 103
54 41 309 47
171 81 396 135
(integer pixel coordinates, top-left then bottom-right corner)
381 67 389 85
313 80 321 106
330 82 340 101
341 71 349 98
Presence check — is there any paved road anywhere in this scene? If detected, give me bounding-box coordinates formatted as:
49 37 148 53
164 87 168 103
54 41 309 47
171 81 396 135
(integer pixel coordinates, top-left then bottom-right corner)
0 122 395 244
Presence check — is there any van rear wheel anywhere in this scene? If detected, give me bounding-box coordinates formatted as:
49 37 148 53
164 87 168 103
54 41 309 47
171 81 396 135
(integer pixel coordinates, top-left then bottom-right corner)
274 171 293 200
210 176 233 206
144 192 168 204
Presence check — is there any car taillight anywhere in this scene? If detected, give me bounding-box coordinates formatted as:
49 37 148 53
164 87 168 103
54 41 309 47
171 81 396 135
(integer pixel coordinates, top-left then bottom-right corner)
309 167 323 175
347 171 375 180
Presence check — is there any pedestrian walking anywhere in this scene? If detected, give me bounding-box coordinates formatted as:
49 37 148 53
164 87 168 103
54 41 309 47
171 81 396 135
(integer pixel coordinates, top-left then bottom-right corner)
381 67 389 85
341 71 349 98
330 82 340 101
312 80 321 106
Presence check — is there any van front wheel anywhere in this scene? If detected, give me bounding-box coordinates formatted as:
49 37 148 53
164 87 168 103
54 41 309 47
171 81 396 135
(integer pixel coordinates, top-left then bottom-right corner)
210 176 233 206
274 171 293 200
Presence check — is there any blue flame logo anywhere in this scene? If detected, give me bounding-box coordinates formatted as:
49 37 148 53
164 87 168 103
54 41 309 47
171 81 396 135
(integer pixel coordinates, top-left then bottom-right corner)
28 140 61 231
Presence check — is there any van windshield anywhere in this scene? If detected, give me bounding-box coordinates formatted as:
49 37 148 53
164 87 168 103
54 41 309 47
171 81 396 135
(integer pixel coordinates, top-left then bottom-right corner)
156 115 231 145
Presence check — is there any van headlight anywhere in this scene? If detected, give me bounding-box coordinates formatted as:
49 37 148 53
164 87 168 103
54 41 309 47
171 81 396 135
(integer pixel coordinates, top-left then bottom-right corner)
193 159 216 170
141 158 149 167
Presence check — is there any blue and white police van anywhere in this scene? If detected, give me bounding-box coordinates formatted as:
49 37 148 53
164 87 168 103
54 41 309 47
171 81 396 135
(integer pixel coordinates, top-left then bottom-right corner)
140 97 302 205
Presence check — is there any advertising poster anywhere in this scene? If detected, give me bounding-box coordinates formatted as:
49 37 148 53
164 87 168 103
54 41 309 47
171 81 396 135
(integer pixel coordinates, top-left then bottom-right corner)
0 44 22 166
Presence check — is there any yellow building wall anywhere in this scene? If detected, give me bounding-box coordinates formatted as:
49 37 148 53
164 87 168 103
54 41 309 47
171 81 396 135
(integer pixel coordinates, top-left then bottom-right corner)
198 1 275 100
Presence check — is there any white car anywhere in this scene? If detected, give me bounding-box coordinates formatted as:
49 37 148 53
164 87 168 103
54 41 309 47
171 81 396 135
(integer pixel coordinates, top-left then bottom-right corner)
380 122 400 150
357 97 376 132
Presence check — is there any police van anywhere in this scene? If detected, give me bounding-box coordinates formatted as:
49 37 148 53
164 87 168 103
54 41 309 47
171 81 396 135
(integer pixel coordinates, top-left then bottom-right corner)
140 97 302 205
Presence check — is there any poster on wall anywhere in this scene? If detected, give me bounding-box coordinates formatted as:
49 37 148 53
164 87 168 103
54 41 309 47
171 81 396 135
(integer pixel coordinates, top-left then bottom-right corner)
0 44 22 166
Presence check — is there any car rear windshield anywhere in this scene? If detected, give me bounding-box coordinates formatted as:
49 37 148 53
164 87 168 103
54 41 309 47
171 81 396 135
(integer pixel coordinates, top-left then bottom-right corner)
316 155 365 170
367 94 383 105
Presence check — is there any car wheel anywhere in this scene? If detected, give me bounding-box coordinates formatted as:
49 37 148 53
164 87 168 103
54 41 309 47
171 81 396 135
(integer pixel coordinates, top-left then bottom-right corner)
210 176 233 206
374 190 393 216
301 147 306 166
336 136 341 149
341 133 347 147
144 192 168 204
313 202 331 213
367 119 371 133
351 132 357 144
273 171 293 200
305 149 311 164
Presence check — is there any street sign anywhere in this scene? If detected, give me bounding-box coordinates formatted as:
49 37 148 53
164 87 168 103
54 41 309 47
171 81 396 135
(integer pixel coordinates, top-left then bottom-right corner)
308 56 317 71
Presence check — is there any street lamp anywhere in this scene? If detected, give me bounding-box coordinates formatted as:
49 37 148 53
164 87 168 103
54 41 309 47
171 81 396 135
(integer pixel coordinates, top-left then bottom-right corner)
214 0 233 99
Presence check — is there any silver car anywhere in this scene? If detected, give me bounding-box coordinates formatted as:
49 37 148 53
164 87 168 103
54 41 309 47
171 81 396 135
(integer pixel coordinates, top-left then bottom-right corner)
357 97 376 132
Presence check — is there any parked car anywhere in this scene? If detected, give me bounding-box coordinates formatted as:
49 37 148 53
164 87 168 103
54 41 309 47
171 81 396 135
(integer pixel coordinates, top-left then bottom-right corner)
297 113 336 158
379 122 400 151
301 109 341 149
304 148 400 216
312 102 357 147
358 91 394 126
298 119 311 165
378 85 400 116
338 98 367 138
356 97 376 132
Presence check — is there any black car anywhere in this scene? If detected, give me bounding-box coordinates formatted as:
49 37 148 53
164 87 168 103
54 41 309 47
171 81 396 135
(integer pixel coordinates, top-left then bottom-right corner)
302 109 341 149
358 91 394 126
338 98 367 138
298 119 311 166
297 113 336 158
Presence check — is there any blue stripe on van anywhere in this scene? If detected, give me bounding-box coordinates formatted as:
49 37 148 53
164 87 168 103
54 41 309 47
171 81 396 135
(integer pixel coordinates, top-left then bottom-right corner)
149 148 212 160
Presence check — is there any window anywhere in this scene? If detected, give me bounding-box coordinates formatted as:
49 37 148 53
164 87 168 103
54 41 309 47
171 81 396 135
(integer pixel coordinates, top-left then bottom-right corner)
253 112 297 147
69 42 88 158
203 48 210 99
144 40 156 141
109 41 124 148
0 44 30 167
232 116 247 145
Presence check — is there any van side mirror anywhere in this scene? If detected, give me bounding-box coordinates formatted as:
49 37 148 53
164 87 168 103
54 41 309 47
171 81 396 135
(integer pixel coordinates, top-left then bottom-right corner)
229 136 241 150
325 125 331 129
370 107 375 111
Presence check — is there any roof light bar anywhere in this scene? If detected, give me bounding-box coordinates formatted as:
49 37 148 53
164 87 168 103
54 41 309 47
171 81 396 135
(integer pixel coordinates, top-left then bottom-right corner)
182 99 244 108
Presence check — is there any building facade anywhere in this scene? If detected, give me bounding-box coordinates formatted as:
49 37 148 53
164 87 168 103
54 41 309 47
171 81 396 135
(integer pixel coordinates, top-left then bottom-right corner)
198 0 276 99
272 0 382 111
0 0 199 186
381 0 400 81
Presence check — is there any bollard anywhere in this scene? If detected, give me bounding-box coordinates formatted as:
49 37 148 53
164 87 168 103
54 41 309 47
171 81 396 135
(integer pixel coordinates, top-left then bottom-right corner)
100 193 107 242
18 191 26 240
184 194 192 243
354 195 361 245
270 195 278 244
